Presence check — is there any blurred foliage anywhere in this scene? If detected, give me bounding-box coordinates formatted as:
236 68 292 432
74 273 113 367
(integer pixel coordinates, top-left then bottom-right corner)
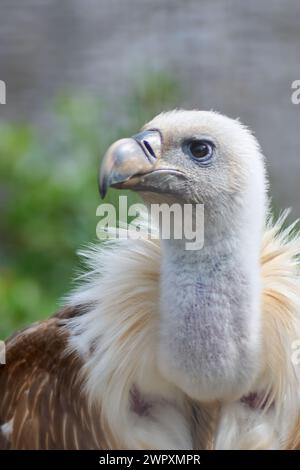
0 72 181 338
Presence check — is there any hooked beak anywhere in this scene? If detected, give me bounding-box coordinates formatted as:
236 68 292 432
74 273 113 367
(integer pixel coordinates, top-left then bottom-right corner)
99 130 185 198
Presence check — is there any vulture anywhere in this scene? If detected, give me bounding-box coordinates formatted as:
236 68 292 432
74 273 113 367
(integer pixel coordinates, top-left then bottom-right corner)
1 109 300 450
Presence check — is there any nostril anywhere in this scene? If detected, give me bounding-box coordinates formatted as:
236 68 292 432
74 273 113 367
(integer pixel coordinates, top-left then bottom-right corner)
143 140 156 159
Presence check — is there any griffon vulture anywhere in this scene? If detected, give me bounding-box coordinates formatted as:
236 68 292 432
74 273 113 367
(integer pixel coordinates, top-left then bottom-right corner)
1 110 300 449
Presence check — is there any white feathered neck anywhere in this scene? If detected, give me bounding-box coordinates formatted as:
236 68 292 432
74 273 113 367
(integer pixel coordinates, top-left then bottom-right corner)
67 212 300 449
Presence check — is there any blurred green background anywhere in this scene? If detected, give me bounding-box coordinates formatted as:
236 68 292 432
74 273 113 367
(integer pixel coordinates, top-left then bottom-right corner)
0 73 180 338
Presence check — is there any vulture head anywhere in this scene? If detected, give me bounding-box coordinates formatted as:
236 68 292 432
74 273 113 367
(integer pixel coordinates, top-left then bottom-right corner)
100 110 266 232
100 110 267 403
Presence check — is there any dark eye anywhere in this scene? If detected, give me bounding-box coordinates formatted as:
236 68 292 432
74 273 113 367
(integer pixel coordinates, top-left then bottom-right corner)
188 140 214 162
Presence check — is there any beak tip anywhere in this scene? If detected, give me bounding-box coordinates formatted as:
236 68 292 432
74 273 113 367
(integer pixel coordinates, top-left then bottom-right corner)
98 176 107 199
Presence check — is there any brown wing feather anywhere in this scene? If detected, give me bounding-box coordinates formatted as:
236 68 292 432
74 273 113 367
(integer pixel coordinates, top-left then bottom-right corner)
0 307 109 449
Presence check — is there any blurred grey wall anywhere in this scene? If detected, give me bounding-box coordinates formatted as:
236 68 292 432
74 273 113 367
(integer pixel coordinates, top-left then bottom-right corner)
1 0 300 215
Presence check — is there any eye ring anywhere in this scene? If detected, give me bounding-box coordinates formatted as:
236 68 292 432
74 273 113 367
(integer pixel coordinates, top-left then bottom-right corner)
187 139 214 164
